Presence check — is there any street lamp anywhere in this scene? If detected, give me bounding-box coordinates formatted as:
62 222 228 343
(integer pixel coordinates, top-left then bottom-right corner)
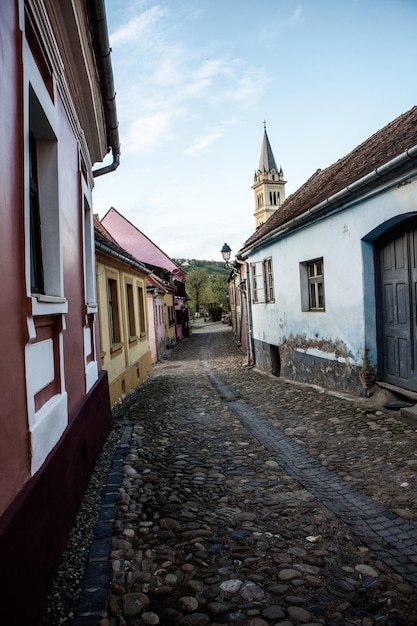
220 243 232 267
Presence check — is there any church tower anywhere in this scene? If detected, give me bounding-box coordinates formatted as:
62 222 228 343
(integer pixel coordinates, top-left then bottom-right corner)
252 124 286 228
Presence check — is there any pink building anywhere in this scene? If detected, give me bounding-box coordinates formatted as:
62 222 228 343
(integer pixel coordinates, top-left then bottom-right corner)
0 2 119 623
102 207 190 341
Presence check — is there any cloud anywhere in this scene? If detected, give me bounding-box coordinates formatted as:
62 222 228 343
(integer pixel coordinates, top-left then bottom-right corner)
257 4 303 43
111 4 272 156
185 128 224 156
110 5 165 46
288 5 303 26
123 110 177 154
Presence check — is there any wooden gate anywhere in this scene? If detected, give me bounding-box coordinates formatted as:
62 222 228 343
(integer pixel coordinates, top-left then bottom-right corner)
376 221 417 391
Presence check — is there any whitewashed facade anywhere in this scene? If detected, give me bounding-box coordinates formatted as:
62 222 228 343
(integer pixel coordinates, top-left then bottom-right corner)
240 108 417 395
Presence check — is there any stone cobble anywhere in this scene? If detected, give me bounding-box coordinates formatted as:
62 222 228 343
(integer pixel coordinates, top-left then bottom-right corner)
72 322 417 625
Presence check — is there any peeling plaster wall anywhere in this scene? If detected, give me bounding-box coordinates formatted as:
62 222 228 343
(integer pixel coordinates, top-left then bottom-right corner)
248 176 417 394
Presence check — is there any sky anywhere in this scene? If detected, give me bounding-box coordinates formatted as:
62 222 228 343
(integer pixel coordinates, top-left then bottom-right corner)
92 0 417 262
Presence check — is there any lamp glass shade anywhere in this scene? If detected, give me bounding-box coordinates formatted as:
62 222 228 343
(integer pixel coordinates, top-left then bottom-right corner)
221 243 232 262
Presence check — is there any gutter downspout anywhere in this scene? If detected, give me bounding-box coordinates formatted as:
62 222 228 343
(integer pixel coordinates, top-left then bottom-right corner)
89 0 121 177
241 143 417 258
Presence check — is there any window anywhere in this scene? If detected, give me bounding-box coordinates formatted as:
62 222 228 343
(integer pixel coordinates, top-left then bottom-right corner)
251 262 264 303
28 85 61 301
108 278 121 344
29 132 44 293
268 191 280 206
263 257 275 302
83 197 96 308
126 283 136 338
251 259 275 303
300 258 325 311
138 286 146 337
168 305 175 327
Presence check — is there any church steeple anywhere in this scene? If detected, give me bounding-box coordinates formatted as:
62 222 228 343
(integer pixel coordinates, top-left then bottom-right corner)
252 123 286 228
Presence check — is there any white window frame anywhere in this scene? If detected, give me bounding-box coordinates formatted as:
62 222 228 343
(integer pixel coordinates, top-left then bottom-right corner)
263 257 275 303
25 44 67 316
300 257 325 311
24 25 69 475
83 193 97 312
250 261 265 303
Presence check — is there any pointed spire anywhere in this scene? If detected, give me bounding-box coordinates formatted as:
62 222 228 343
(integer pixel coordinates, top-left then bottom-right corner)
258 128 278 173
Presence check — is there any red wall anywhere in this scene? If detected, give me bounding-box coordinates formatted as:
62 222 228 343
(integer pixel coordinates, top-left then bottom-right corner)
0 371 112 626
0 0 31 515
0 4 113 624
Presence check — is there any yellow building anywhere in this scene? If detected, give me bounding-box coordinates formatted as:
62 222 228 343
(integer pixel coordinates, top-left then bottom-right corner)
95 218 152 405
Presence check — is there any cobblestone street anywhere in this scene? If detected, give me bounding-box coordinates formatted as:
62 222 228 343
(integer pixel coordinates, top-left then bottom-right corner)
45 322 417 626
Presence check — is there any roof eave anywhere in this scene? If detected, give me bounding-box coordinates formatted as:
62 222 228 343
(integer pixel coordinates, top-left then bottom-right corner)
239 143 417 259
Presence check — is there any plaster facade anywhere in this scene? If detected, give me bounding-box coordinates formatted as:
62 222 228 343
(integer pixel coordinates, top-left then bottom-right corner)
240 111 417 396
96 243 152 406
0 2 117 623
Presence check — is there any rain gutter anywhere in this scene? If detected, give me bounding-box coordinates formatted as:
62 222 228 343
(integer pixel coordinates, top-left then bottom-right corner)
240 143 417 258
88 0 121 177
95 240 151 274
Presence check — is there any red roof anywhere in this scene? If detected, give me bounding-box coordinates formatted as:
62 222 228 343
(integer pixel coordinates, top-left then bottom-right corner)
242 106 417 250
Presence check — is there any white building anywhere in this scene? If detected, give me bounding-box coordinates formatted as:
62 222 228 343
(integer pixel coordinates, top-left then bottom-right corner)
239 108 417 396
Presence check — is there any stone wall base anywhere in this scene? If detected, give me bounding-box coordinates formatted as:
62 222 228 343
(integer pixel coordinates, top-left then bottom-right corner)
0 371 113 626
253 338 365 396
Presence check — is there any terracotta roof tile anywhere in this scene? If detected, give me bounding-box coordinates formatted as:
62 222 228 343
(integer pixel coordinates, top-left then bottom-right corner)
242 106 417 250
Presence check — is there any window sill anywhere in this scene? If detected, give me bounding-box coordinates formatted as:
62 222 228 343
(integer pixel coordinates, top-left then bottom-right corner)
129 336 139 345
110 342 123 356
31 294 68 316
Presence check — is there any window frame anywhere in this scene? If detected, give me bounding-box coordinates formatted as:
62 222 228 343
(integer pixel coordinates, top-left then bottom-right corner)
300 257 325 312
250 261 265 303
137 285 147 339
26 70 66 316
107 277 122 349
126 282 137 341
263 257 275 303
83 195 97 312
29 131 44 294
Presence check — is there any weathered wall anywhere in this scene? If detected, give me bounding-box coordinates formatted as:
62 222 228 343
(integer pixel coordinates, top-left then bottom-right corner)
247 175 417 394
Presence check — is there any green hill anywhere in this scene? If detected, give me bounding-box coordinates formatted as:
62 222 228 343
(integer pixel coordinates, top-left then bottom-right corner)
174 258 230 277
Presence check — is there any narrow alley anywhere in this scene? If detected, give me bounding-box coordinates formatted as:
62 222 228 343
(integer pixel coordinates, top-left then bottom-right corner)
44 322 417 626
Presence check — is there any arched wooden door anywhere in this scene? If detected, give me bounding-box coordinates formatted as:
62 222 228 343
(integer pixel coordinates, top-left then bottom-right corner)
376 220 417 391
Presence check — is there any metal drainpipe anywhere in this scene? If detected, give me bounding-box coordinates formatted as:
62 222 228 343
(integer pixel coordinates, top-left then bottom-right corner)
88 0 121 177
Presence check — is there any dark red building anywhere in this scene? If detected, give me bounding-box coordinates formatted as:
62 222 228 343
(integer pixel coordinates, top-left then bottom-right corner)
0 1 120 623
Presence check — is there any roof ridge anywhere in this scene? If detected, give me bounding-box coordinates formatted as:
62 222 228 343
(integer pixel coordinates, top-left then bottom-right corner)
241 105 417 251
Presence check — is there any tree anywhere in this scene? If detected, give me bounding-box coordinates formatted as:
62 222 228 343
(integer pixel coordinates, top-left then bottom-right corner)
207 274 229 309
186 268 210 314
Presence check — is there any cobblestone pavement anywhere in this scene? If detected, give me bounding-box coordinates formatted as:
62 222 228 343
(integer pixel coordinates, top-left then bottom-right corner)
73 323 417 626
